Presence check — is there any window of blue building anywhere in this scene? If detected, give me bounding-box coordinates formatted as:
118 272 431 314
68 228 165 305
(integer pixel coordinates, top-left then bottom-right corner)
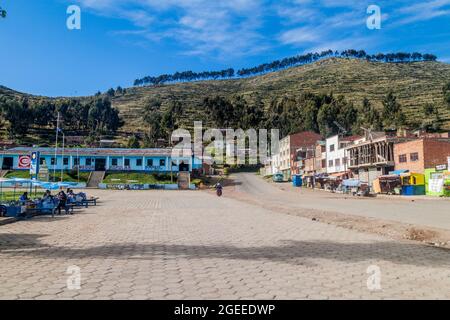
51 158 57 165
63 158 69 165
124 159 130 167
147 159 153 167
160 159 166 166
136 159 143 166
86 158 92 166
73 158 79 165
111 158 118 166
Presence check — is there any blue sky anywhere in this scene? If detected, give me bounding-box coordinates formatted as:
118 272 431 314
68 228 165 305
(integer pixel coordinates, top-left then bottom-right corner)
1 0 450 97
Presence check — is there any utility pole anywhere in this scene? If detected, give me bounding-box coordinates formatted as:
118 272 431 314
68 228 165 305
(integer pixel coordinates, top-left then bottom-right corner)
61 131 65 182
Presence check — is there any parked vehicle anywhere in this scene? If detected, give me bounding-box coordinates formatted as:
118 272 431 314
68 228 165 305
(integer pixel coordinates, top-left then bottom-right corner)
272 173 284 183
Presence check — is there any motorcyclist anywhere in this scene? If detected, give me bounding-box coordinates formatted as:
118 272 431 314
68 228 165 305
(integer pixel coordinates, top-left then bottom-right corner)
215 182 223 196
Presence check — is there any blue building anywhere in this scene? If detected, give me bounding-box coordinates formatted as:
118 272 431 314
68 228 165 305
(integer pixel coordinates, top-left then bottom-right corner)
0 147 202 173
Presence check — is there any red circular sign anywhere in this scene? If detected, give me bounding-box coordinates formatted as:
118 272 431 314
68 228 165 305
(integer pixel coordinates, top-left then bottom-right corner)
18 156 31 168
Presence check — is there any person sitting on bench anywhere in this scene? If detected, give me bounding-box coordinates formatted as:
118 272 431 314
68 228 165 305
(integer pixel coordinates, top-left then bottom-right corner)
19 192 29 204
56 190 70 215
43 190 53 200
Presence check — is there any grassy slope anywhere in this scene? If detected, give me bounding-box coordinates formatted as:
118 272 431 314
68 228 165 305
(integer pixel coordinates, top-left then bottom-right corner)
2 58 450 134
103 172 175 184
111 58 450 131
4 170 90 182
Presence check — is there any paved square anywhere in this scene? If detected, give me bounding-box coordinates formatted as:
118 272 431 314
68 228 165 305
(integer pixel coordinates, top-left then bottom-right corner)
0 188 449 300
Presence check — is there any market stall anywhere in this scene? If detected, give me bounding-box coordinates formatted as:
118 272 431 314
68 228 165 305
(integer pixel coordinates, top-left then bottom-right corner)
400 172 426 196
372 175 402 195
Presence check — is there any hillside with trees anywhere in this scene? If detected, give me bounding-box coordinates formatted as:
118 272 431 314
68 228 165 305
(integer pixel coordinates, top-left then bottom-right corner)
1 57 450 147
133 50 437 86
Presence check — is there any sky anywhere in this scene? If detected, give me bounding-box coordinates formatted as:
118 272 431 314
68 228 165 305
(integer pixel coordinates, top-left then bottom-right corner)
1 0 450 97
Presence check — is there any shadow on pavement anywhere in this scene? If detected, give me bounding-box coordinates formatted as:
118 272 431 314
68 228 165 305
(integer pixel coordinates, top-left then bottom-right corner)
1 239 448 267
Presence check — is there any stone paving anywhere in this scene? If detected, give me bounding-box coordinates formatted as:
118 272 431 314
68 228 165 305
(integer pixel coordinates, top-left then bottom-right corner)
0 190 449 300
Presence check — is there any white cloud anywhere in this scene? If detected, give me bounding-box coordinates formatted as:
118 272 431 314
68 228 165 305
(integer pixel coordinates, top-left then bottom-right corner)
76 0 265 59
280 27 321 45
74 0 450 58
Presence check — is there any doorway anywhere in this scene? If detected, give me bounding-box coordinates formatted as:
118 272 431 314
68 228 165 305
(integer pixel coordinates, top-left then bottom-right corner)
95 158 106 171
2 157 13 170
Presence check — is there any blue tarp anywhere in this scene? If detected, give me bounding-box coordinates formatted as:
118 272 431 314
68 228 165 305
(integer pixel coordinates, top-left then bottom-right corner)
389 170 409 175
342 179 361 187
0 178 83 190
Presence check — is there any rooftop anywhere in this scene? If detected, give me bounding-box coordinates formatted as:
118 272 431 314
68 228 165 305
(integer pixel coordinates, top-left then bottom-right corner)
0 147 177 157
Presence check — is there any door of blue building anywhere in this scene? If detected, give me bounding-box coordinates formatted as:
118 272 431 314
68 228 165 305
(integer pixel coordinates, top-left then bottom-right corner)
95 158 106 171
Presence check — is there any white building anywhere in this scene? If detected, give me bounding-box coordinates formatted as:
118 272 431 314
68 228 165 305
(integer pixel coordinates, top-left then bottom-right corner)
326 135 355 174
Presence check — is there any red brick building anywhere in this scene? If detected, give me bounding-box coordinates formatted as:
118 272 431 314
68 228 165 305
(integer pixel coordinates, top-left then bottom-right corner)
394 138 450 173
303 141 326 175
277 131 322 179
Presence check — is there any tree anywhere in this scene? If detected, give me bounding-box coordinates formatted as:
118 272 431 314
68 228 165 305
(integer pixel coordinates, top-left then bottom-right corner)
382 92 406 129
33 100 56 127
116 86 124 95
127 135 141 148
355 98 382 132
203 96 236 128
86 97 122 134
142 100 165 147
299 93 321 133
106 88 115 97
316 94 357 137
0 97 33 138
444 82 450 110
421 103 441 132
238 95 265 130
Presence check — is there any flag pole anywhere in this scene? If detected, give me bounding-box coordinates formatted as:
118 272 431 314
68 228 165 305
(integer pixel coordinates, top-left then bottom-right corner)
53 112 60 182
77 147 80 183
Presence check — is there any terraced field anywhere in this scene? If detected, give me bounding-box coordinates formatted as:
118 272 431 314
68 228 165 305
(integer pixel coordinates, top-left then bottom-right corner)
2 58 450 135
111 58 450 131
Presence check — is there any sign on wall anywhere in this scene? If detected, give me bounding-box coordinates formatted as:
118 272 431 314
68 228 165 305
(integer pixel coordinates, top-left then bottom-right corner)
18 156 31 169
429 173 444 193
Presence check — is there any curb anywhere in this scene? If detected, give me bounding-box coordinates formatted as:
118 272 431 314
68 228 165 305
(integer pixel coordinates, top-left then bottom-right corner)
0 217 17 226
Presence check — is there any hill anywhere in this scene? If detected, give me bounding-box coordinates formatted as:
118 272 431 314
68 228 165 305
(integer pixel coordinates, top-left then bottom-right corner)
111 58 450 131
1 58 450 144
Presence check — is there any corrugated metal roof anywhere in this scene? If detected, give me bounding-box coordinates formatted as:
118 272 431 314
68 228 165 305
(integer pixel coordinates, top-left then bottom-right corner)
0 147 177 157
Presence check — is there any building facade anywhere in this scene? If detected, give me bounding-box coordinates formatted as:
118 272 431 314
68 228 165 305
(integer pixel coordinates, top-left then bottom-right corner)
325 135 358 175
0 147 202 173
346 132 396 184
394 139 450 173
278 131 322 180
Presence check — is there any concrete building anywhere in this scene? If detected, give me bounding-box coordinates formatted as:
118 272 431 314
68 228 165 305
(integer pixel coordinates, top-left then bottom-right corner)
326 135 358 175
293 146 315 176
346 132 396 184
303 141 326 176
394 138 450 173
278 131 322 180
0 147 202 174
